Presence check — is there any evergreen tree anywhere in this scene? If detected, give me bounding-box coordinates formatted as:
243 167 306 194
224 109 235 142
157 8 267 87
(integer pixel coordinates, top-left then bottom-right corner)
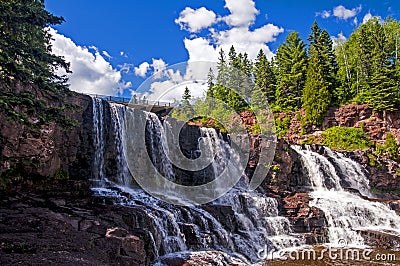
307 21 338 103
336 17 400 110
216 49 228 85
0 0 70 91
181 86 194 120
275 31 307 110
252 49 276 106
302 46 331 125
206 68 215 99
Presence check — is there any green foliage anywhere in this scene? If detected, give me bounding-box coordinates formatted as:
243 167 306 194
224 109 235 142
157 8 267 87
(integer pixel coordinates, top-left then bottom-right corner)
274 115 291 138
302 46 331 125
300 135 317 145
54 168 69 180
173 86 194 121
368 154 381 168
0 0 70 91
0 0 78 130
335 17 400 109
374 133 399 159
271 165 281 173
321 126 373 151
0 91 78 128
253 49 276 105
275 31 307 110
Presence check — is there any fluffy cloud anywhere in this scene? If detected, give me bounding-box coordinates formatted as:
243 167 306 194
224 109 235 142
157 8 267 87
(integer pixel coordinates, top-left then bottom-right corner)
134 62 150 77
362 12 373 23
177 0 284 62
175 7 217 32
49 28 130 95
331 32 347 47
333 5 361 20
316 10 331 19
362 12 382 24
133 58 168 77
223 0 259 27
152 58 168 73
135 62 214 102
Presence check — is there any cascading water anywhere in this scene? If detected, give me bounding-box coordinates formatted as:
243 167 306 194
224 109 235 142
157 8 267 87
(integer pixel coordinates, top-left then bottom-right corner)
90 97 304 264
293 145 400 246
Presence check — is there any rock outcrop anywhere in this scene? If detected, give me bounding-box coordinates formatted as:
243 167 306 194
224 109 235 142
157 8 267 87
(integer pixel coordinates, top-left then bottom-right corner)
0 84 94 183
283 104 400 147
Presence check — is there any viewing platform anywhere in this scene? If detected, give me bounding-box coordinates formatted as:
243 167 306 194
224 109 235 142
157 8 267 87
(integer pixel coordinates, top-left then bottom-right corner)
89 94 175 115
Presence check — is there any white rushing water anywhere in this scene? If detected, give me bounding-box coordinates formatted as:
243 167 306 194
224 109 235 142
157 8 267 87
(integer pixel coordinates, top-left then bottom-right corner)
91 97 400 264
90 98 305 263
293 145 400 246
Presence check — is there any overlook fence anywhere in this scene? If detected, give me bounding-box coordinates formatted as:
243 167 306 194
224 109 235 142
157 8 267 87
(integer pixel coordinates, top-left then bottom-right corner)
88 94 175 107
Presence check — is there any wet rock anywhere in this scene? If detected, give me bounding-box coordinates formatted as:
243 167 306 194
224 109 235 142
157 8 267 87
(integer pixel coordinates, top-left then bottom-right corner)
202 205 237 233
357 229 400 249
281 193 328 244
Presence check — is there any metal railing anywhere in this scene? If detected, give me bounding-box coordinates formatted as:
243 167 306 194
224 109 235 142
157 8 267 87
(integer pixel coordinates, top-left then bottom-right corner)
88 94 175 107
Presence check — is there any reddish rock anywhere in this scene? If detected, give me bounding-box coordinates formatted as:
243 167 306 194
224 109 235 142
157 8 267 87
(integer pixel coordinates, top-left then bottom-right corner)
0 82 94 182
282 193 328 244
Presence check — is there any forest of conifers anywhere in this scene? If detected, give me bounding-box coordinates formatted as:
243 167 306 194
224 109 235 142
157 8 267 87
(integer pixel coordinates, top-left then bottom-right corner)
194 18 400 126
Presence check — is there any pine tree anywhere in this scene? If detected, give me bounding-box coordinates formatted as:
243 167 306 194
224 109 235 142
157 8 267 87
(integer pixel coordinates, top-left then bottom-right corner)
302 46 331 125
0 0 70 91
181 86 194 120
252 49 276 107
275 31 307 110
206 68 215 99
307 21 338 104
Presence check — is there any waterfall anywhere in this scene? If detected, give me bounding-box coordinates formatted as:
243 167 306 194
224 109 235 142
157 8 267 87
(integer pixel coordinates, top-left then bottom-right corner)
90 97 304 263
92 97 105 182
293 145 400 246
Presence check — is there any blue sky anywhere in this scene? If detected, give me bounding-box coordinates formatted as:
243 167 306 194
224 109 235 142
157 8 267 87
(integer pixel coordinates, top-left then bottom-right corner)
46 0 400 98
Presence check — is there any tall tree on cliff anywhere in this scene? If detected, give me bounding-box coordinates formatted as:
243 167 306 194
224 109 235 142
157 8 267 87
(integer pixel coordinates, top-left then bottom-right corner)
302 46 331 125
335 17 400 110
251 49 276 109
275 31 307 110
302 21 333 125
0 0 70 91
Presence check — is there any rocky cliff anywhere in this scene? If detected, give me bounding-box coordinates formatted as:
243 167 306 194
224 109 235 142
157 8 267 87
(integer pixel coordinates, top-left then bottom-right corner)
0 84 94 186
284 104 400 147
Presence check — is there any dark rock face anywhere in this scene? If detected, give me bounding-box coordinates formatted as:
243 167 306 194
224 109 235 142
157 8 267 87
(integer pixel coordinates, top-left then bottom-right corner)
345 150 400 199
281 193 328 244
262 139 312 196
357 230 400 250
0 87 94 182
0 192 154 266
322 104 400 145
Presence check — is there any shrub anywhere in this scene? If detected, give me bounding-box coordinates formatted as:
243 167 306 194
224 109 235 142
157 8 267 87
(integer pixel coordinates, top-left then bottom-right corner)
321 126 373 151
275 114 291 138
385 132 399 160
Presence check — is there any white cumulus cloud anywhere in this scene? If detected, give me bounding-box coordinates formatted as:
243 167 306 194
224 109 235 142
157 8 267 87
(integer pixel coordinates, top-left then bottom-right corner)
362 12 381 24
49 28 130 95
133 58 168 77
316 10 331 19
134 62 150 77
333 5 361 20
175 7 217 32
363 12 373 23
223 0 259 27
177 0 284 62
